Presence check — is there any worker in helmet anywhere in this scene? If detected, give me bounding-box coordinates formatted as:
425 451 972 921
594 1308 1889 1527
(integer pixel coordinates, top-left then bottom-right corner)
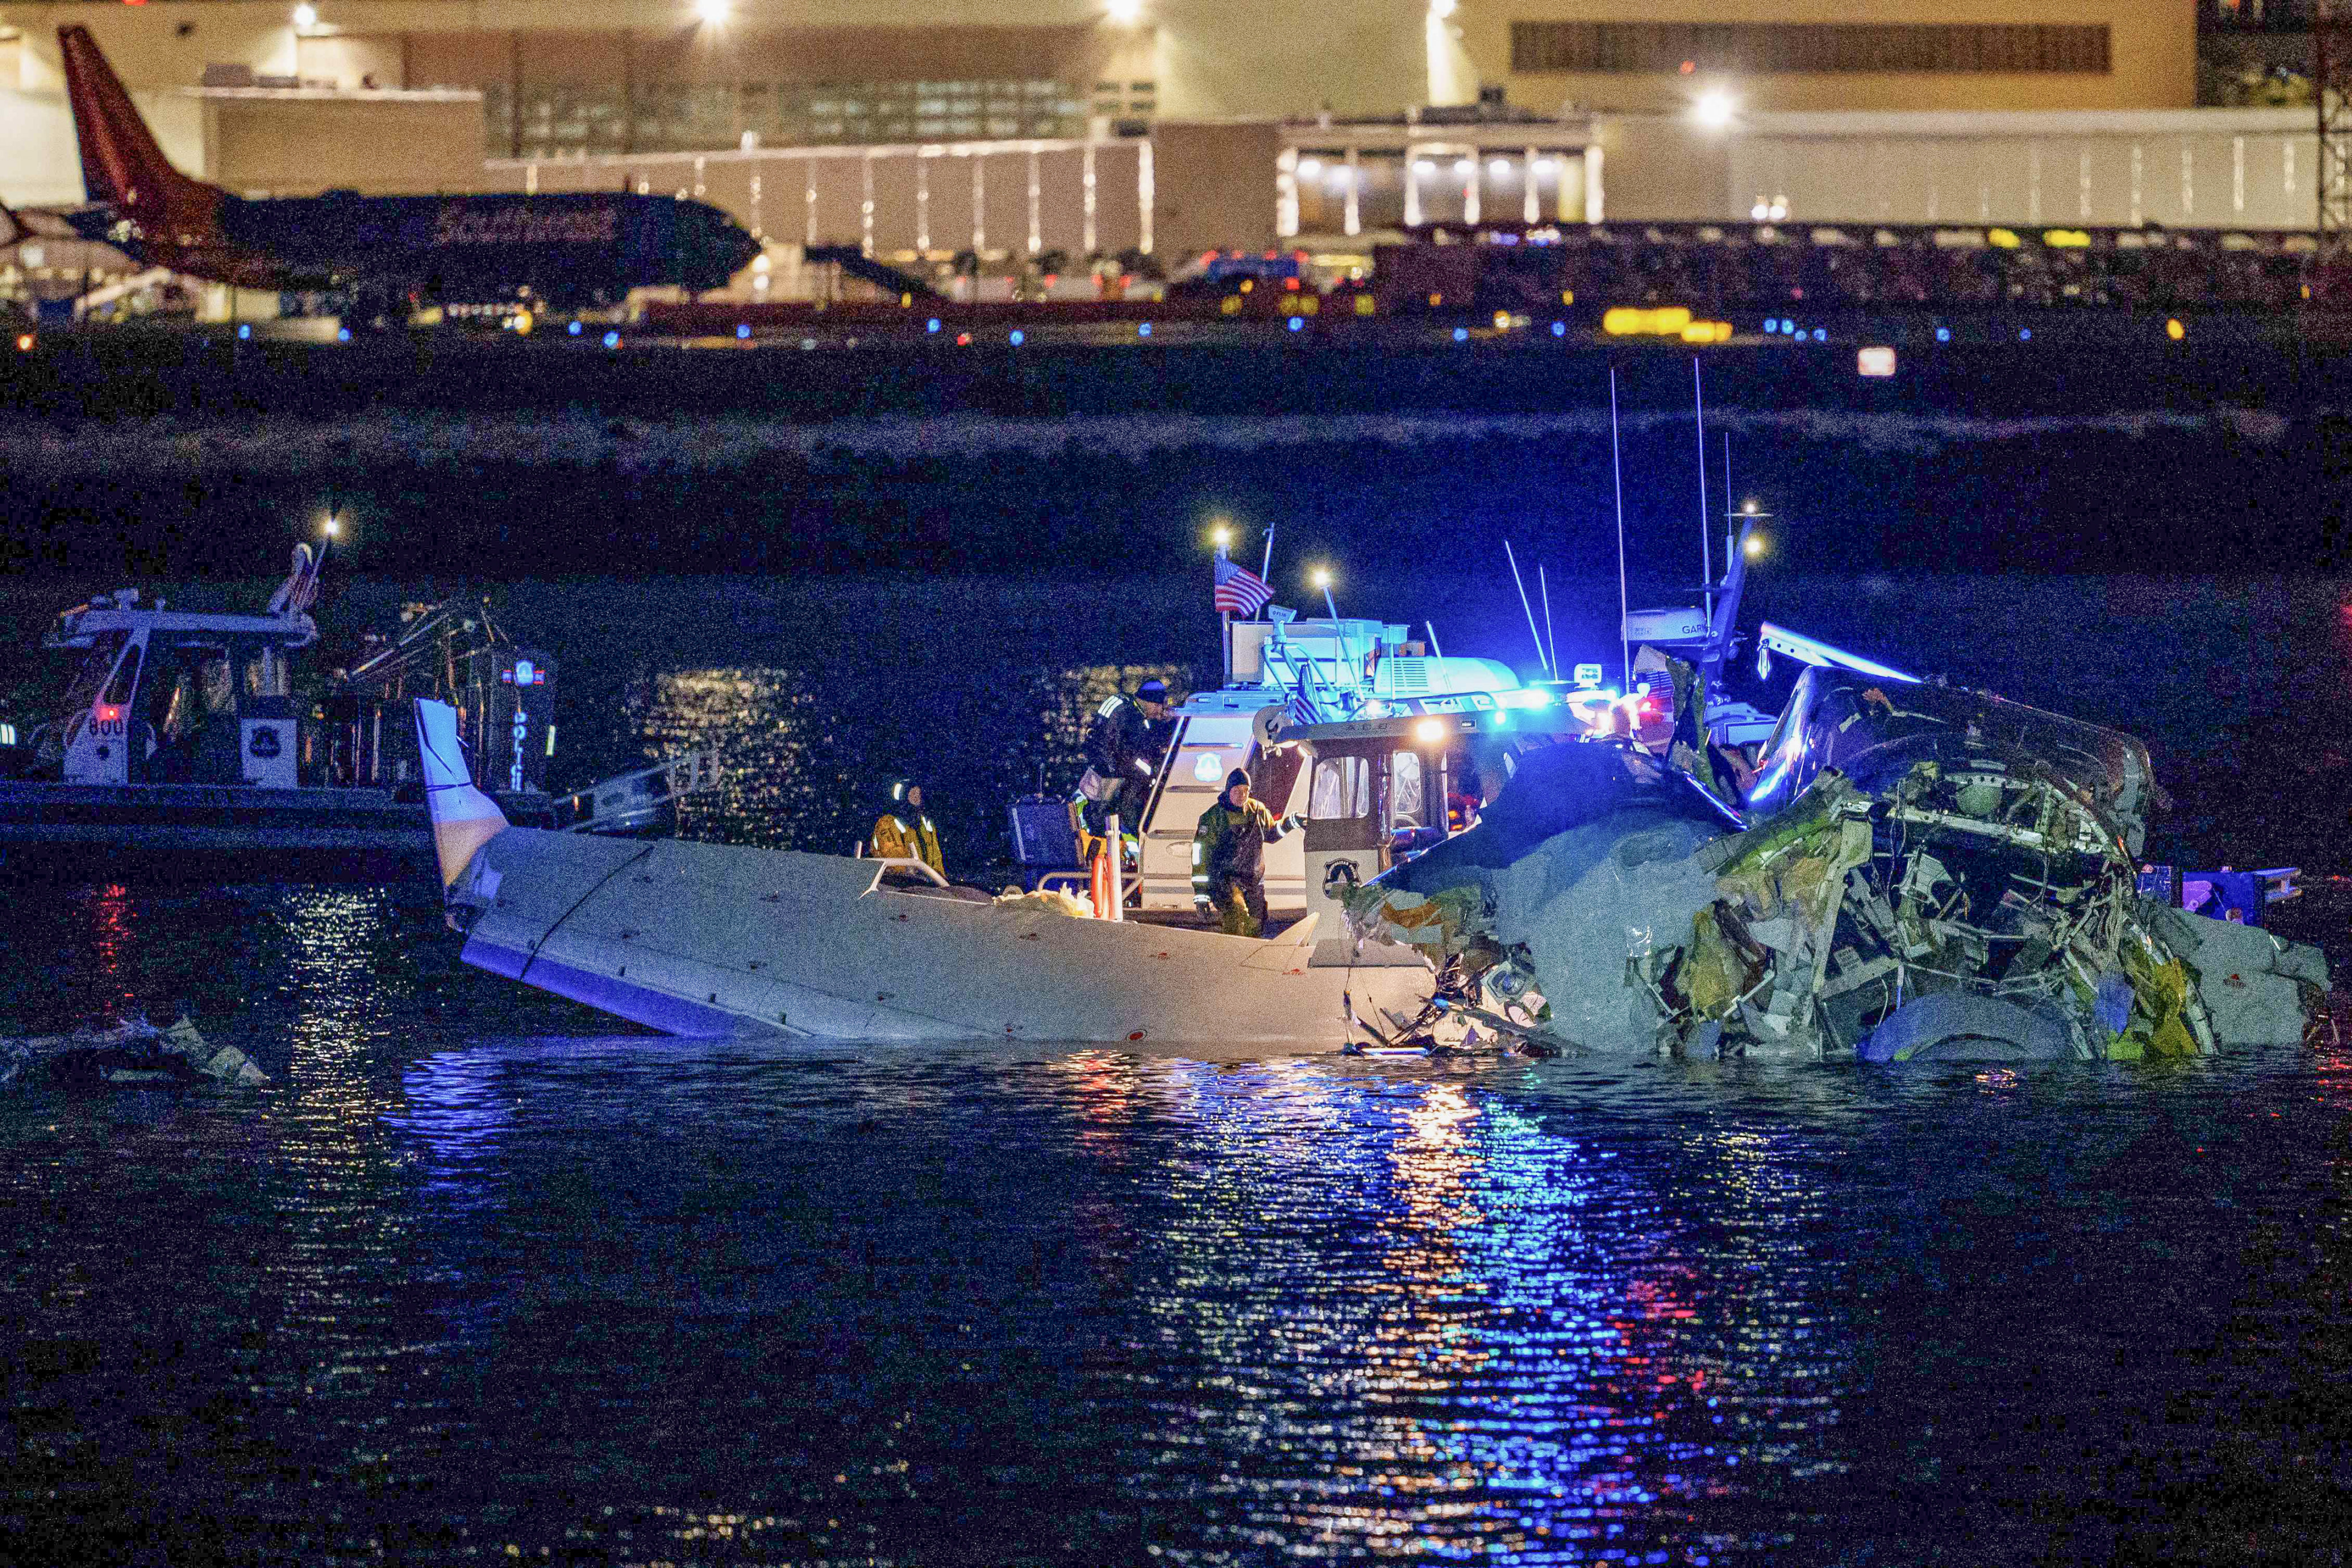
1191 767 1297 937
1082 677 1176 837
871 779 945 876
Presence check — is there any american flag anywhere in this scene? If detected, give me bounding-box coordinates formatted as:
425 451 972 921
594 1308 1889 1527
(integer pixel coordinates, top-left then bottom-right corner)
1214 553 1275 616
1288 689 1320 727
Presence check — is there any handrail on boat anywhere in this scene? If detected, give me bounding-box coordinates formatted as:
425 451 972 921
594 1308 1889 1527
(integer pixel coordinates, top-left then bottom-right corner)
863 856 951 890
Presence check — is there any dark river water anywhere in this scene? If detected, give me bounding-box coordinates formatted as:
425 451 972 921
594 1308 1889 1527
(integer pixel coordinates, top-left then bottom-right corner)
2 569 2349 1564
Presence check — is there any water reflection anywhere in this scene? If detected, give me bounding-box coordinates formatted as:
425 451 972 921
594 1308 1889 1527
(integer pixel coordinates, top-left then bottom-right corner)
1102 1057 1852 1558
626 659 1191 868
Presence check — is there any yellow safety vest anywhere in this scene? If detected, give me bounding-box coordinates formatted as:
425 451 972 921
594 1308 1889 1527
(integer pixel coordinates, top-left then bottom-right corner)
871 813 945 876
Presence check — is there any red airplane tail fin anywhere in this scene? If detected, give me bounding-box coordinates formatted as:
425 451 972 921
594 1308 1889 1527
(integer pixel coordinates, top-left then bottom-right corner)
57 25 224 230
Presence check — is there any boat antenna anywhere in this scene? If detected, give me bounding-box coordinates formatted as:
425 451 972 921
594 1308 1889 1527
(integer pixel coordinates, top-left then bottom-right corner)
1503 541 1551 678
1538 563 1558 676
1693 358 1713 624
1723 432 1736 590
1424 621 1445 657
1609 365 1631 690
1260 524 1275 583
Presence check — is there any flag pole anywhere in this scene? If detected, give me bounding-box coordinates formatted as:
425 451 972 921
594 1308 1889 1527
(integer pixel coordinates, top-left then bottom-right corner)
1215 537 1233 685
1609 365 1631 691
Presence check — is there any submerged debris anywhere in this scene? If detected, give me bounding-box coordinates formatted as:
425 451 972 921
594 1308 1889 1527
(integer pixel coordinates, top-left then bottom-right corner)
1344 665 2330 1064
1 1015 268 1088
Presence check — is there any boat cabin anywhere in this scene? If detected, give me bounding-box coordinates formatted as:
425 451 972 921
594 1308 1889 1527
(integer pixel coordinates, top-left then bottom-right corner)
41 589 313 788
1086 611 1588 963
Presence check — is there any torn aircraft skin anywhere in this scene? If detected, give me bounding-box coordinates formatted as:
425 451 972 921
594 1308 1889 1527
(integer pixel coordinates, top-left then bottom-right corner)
1343 659 2332 1064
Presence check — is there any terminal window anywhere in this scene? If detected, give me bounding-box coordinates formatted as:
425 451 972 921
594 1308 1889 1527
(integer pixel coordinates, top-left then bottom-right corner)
1509 22 2112 75
488 78 1090 157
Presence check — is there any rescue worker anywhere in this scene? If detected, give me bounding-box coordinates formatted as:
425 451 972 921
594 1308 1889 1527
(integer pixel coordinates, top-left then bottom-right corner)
1083 677 1176 836
1192 767 1299 937
870 779 945 877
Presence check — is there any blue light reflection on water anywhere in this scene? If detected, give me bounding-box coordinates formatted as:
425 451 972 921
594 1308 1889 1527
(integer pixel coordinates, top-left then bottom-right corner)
1 983 2349 1563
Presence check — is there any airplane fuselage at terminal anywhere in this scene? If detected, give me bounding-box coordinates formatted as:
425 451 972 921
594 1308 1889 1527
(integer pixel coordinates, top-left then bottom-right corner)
67 190 760 306
53 23 760 309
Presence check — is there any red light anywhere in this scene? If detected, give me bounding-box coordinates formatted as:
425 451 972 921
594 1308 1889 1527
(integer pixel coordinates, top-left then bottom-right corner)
98 706 119 721
955 332 971 346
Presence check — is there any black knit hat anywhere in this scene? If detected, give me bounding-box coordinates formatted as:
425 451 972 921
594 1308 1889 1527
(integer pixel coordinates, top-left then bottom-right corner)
1225 768 1250 791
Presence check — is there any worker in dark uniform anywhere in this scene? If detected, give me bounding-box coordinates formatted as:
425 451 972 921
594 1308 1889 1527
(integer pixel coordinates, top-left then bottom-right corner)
870 779 945 876
1083 677 1176 837
1192 767 1297 937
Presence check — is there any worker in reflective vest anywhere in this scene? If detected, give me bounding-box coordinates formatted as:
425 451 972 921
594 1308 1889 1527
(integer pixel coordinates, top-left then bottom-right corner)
871 779 945 876
1192 767 1297 937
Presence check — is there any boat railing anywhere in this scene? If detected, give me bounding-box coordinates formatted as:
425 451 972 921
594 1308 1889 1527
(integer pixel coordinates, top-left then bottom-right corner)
862 856 951 889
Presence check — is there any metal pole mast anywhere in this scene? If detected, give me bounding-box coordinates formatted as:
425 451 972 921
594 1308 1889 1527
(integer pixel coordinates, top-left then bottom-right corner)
2319 3 2352 281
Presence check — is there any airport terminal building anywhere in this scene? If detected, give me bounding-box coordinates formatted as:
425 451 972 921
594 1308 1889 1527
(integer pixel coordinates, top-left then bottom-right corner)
0 2 2326 296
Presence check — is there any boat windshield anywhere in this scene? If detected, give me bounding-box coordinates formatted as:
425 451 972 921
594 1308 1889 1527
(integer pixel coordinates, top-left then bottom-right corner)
57 632 128 716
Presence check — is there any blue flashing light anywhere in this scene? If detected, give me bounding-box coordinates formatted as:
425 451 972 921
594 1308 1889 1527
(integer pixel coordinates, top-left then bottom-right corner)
1764 317 1779 333
1452 326 1468 342
603 330 621 349
1935 326 1951 342
1812 327 1826 342
1010 329 1025 345
2019 326 2032 341
1138 321 1152 337
926 317 941 333
237 324 250 340
1287 316 1304 332
1550 320 1565 337
337 326 351 342
567 320 582 336
736 323 751 339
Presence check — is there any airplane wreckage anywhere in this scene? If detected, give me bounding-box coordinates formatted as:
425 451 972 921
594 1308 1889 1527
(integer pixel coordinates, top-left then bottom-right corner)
414 545 2330 1062
1343 661 2331 1063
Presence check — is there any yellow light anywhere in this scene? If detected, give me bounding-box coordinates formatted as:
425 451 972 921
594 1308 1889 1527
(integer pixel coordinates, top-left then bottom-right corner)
1412 718 1448 744
1693 90 1735 131
291 2 317 26
513 310 534 335
1680 319 1731 343
2165 317 2185 341
2044 229 2092 248
323 516 341 537
1742 499 1758 515
693 0 729 22
1493 311 1511 330
1310 567 1332 588
1743 532 1766 560
13 334 31 353
1211 522 1233 547
1604 306 1693 337
1988 227 2021 249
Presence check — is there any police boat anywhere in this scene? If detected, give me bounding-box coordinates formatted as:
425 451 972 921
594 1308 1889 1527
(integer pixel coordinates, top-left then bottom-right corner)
0 539 713 883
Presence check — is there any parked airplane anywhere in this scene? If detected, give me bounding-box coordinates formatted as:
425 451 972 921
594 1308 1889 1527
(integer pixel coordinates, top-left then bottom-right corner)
52 25 760 315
